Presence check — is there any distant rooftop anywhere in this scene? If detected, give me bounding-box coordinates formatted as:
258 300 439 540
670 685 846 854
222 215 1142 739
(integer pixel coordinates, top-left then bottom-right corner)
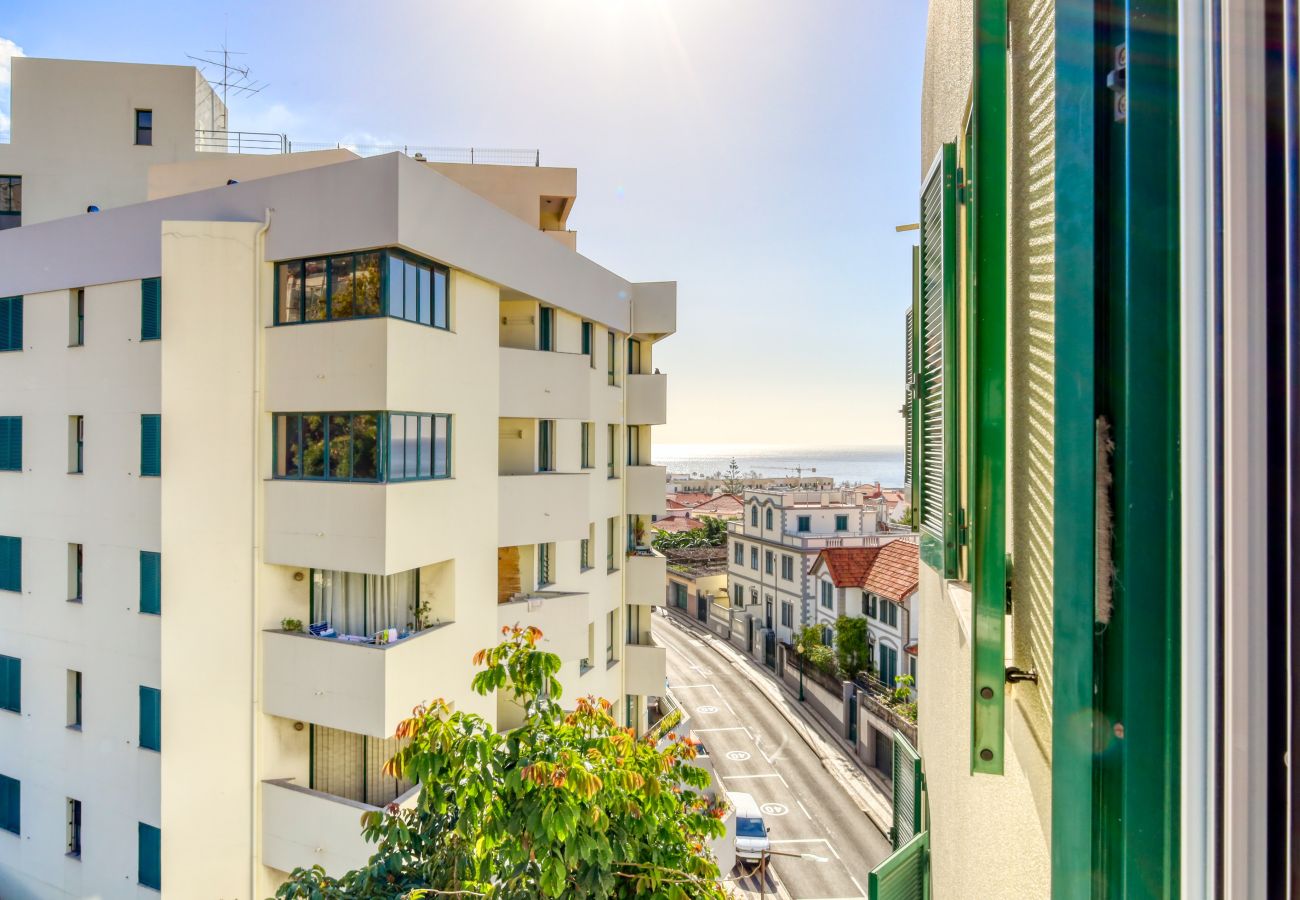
194 129 541 166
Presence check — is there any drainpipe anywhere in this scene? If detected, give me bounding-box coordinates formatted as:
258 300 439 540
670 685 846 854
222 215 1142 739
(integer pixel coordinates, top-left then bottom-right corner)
622 297 632 729
250 208 273 896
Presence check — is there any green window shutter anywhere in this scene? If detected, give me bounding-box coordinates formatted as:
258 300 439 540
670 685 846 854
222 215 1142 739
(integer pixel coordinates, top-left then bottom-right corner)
917 143 959 576
138 822 161 889
0 655 20 712
140 278 161 341
0 296 22 352
139 685 161 751
904 306 914 490
0 417 18 470
140 414 161 477
0 774 18 834
140 551 161 615
891 730 923 848
0 535 19 592
868 830 929 900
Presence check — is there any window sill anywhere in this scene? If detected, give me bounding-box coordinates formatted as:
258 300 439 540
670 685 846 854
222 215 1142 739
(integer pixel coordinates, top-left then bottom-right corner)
607 567 620 575
66 724 81 732
67 471 83 476
67 598 82 604
65 851 81 860
606 658 619 670
580 566 593 573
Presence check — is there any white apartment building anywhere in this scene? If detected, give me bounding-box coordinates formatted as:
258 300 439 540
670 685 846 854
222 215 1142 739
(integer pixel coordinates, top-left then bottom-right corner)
0 58 672 899
725 488 914 647
807 542 920 689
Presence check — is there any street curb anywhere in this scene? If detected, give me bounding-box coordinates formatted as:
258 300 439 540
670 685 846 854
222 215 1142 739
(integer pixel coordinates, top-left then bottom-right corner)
660 610 893 839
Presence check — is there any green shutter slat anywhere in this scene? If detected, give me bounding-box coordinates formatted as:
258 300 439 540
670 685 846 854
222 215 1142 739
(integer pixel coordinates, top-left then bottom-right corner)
0 296 22 351
141 278 161 341
138 822 161 889
140 551 161 614
868 830 928 900
140 414 161 476
139 686 160 751
0 535 19 593
904 308 913 488
891 730 923 848
0 417 19 470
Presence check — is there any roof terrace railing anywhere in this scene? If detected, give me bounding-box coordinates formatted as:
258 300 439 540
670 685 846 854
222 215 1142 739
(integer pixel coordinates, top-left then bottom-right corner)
194 130 540 166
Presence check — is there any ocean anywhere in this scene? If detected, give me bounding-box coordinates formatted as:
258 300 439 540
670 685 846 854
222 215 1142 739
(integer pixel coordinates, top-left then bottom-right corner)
652 444 905 489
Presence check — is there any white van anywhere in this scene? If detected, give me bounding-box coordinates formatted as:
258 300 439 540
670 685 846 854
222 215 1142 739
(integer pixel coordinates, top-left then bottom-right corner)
728 791 771 862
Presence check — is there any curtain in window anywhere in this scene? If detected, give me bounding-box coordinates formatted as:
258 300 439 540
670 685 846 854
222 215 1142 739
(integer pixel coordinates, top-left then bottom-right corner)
313 569 417 635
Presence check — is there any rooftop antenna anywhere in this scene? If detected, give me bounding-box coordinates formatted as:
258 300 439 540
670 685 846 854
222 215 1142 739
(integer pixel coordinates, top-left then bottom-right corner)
188 30 267 131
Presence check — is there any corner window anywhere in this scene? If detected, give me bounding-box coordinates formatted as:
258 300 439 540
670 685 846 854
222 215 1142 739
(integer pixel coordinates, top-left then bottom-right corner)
275 250 446 329
273 412 450 483
134 110 153 146
0 176 20 230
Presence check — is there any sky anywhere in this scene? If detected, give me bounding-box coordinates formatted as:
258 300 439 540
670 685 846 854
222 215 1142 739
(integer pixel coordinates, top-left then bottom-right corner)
0 0 927 448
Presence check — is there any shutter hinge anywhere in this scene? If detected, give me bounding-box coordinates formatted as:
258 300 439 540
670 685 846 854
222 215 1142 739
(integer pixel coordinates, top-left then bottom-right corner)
955 167 968 205
1106 44 1127 122
957 507 968 546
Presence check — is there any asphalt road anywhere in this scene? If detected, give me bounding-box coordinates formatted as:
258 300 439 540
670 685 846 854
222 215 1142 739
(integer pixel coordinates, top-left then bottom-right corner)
655 614 894 900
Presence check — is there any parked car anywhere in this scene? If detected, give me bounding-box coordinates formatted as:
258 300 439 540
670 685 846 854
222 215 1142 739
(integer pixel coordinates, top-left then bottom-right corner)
728 791 770 862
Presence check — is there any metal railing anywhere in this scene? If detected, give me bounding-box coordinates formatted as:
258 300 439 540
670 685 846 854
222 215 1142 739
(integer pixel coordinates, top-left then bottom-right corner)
194 130 540 167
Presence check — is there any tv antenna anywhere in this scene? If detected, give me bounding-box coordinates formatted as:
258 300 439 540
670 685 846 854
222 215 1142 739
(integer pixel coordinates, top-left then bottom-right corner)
188 36 267 130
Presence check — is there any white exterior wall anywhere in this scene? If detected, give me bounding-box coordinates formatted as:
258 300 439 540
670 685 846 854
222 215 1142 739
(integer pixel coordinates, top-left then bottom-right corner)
0 57 675 900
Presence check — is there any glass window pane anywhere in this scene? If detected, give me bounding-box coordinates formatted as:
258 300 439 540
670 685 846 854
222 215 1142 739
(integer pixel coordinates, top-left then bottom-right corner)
387 254 405 317
355 253 382 316
329 256 355 319
278 263 303 324
276 414 301 477
352 414 378 480
403 414 418 476
435 416 450 478
433 268 448 328
418 415 433 478
328 415 353 479
417 266 432 325
388 414 405 481
404 262 418 322
304 258 328 321
302 415 325 477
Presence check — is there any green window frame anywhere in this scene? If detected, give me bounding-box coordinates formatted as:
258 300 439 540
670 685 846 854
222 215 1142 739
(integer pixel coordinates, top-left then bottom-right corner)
0 176 20 230
272 412 450 483
580 536 591 571
139 551 161 615
781 601 793 628
538 420 555 472
749 547 757 570
915 143 960 577
538 543 553 586
0 774 18 835
904 305 914 495
0 655 20 713
73 289 85 346
820 580 833 609
607 517 618 572
781 554 794 580
607 424 618 478
138 822 161 890
733 541 743 565
627 338 642 374
581 321 593 361
0 296 23 351
765 551 774 575
140 278 160 341
139 686 160 752
750 505 758 527
274 249 448 330
580 422 593 469
835 514 849 532
607 331 617 385
539 306 554 351
797 515 811 532
0 416 20 471
865 593 878 618
764 508 773 529
140 414 161 477
0 535 19 592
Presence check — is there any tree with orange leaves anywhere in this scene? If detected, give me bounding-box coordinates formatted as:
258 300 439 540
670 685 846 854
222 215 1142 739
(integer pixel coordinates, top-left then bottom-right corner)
276 625 729 899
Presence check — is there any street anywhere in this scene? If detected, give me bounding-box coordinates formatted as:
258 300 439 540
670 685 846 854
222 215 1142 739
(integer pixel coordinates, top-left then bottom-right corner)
654 614 894 900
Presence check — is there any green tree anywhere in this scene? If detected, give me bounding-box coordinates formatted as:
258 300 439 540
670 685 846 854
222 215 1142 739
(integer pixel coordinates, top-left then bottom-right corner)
721 458 745 496
794 624 838 678
276 626 728 899
833 615 872 678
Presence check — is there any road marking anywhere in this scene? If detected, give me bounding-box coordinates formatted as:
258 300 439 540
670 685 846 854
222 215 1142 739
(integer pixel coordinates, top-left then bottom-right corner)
692 727 748 733
695 705 719 714
760 802 789 816
670 683 716 690
721 773 784 780
722 700 738 715
796 799 812 820
769 837 842 860
724 750 751 761
849 875 867 897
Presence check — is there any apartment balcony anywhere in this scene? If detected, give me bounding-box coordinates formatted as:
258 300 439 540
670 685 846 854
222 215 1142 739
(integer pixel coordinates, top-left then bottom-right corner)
497 591 588 661
626 374 668 425
498 472 591 546
624 640 668 696
264 316 460 413
632 282 677 337
625 549 668 607
626 464 667 516
262 622 461 738
261 779 419 877
498 346 592 420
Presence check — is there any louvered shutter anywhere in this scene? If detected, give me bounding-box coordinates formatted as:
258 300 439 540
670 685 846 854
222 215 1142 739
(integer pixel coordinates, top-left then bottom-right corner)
868 831 929 900
138 822 161 889
140 414 161 476
140 278 161 341
139 686 161 750
891 730 923 848
0 535 19 592
0 655 19 712
918 144 959 575
0 296 22 351
0 417 20 470
904 307 914 489
139 551 161 614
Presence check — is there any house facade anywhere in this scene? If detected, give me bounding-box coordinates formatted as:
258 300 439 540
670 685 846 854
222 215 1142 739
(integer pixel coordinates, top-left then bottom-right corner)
0 58 672 899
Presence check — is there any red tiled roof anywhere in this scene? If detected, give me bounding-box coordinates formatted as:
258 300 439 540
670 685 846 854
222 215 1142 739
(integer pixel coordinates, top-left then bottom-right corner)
651 515 701 534
810 540 919 601
691 494 744 515
813 547 882 587
665 498 688 510
862 540 919 602
671 492 714 507
854 482 883 498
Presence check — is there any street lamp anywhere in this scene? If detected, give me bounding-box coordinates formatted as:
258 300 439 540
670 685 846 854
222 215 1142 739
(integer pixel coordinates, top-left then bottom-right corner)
795 642 805 702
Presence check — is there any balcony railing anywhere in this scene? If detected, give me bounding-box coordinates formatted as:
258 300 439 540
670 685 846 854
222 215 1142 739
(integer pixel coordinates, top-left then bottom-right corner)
194 130 540 166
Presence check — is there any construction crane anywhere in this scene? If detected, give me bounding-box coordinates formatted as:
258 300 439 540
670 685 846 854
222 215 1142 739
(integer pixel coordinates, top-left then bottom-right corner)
754 464 818 481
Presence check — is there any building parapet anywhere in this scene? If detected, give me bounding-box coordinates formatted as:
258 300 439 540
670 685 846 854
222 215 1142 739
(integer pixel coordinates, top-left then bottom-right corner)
195 129 541 166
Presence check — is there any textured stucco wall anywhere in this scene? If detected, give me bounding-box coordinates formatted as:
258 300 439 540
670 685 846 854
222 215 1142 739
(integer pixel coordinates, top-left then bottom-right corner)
920 0 973 179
